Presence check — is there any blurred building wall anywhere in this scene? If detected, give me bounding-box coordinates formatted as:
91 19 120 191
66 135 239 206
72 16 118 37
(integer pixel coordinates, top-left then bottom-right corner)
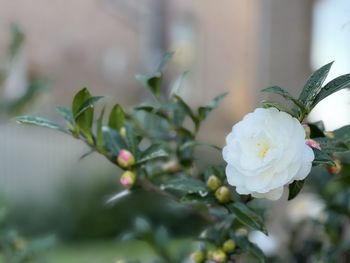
0 0 315 199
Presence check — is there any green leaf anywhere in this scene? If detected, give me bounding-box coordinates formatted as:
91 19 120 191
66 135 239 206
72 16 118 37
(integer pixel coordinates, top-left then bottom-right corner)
288 180 305 200
136 149 168 165
196 92 228 129
102 127 126 155
169 71 189 97
299 61 333 108
173 95 197 123
333 125 350 147
261 100 295 116
124 125 140 157
96 107 105 152
56 106 75 128
308 122 325 138
74 96 104 119
312 148 335 166
162 178 207 193
179 140 221 151
312 74 350 107
228 203 267 234
261 86 306 112
134 105 169 121
72 88 94 142
108 104 125 130
157 51 174 72
234 236 266 263
135 74 162 101
15 116 66 133
314 137 349 154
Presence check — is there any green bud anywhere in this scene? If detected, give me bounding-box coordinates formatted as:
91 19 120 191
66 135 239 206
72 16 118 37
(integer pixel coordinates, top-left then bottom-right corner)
215 186 231 203
206 175 222 191
236 228 248 237
190 250 205 263
211 249 227 262
222 239 236 253
120 171 136 188
120 127 127 138
162 160 181 173
117 149 135 168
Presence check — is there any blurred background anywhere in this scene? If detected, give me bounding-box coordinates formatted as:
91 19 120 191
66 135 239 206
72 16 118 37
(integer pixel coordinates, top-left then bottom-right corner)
0 0 349 262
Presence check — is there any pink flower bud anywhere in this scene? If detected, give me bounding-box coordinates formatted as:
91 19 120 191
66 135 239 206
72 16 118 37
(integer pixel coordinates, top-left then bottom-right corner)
120 171 136 188
305 139 321 150
117 149 135 168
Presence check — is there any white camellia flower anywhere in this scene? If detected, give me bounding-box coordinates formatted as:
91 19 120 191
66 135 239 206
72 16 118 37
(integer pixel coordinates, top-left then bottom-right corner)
223 107 314 200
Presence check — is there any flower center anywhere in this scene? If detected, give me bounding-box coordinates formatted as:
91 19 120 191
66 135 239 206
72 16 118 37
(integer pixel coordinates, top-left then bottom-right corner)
256 141 271 159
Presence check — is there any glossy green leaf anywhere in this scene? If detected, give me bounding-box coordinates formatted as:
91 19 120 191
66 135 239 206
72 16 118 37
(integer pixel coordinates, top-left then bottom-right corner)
333 124 350 147
261 86 306 111
134 105 169 121
288 180 305 200
235 236 266 263
299 61 333 108
135 74 162 100
56 106 75 128
102 127 126 155
228 203 267 234
108 104 125 131
169 71 188 97
308 123 325 138
124 125 139 157
197 92 228 122
261 100 295 116
72 88 94 142
15 116 66 133
136 149 168 165
312 74 350 107
157 51 174 72
314 137 349 154
173 95 196 123
180 140 221 151
162 178 207 193
96 107 105 152
74 96 103 119
312 148 335 166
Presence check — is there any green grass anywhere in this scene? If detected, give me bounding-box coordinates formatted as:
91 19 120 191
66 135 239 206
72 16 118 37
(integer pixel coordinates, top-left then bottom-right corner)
0 240 157 263
47 240 157 263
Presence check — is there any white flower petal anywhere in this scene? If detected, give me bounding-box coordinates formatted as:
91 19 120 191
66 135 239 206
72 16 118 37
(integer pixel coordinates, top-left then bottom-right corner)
223 108 314 200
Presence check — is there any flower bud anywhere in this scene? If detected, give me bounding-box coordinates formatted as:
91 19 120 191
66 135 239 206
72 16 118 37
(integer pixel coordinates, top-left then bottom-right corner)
211 249 227 262
215 186 231 203
222 239 236 253
206 175 222 192
190 250 205 263
305 139 321 150
236 228 248 237
120 127 127 138
117 149 135 168
303 124 311 139
120 171 136 188
162 160 181 173
325 159 342 175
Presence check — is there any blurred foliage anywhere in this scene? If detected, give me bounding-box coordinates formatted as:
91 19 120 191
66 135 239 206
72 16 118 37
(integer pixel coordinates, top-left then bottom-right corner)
0 23 48 115
0 24 49 262
15 51 350 263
